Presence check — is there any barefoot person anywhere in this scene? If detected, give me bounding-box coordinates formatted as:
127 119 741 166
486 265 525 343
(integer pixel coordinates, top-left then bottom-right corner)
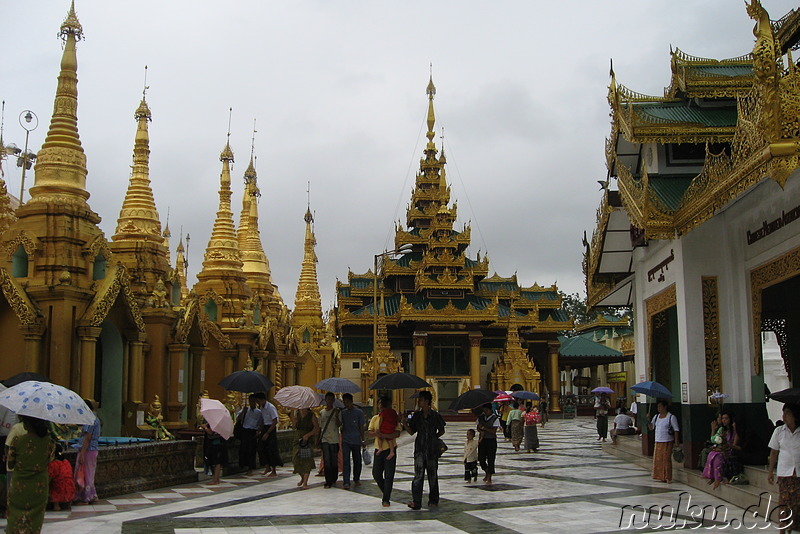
255 393 282 477
340 393 366 490
292 407 319 489
403 390 445 510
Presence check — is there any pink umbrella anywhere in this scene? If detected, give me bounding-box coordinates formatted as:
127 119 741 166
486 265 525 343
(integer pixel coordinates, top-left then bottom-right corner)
199 398 234 440
494 393 513 402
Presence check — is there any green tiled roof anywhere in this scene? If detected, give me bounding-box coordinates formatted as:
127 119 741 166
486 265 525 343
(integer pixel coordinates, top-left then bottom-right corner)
392 251 423 268
632 101 737 127
351 277 373 289
465 258 478 267
409 228 421 236
650 176 694 211
540 309 570 322
351 295 401 316
521 291 559 302
341 337 373 353
693 65 752 77
558 336 623 358
478 281 518 292
497 305 526 318
338 286 351 297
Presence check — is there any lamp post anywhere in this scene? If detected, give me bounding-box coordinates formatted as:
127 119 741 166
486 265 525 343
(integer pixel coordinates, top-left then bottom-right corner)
371 244 413 408
17 110 38 204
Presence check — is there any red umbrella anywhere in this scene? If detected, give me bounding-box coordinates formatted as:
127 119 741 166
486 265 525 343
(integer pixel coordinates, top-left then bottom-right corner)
494 393 513 402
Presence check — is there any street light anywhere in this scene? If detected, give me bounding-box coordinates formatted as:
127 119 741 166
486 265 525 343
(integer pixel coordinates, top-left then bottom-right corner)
15 110 38 204
371 244 414 408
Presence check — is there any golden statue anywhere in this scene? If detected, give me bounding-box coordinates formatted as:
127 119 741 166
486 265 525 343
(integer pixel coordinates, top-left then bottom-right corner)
145 394 174 440
152 278 168 308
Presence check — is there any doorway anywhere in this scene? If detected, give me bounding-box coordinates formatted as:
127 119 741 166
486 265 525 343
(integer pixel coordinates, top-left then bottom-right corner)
97 321 124 436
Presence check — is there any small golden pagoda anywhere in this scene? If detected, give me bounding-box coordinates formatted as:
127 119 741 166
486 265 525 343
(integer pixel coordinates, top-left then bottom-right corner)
291 207 334 387
335 77 572 411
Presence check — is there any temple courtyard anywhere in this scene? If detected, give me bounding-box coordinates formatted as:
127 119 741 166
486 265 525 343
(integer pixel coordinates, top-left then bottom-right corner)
4 419 776 533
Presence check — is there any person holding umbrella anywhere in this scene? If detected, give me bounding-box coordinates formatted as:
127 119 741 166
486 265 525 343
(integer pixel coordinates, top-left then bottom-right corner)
292 405 319 489
6 416 54 534
648 400 680 483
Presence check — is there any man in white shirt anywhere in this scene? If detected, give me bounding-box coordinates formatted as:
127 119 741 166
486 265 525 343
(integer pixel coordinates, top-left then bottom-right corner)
611 408 636 444
768 403 800 528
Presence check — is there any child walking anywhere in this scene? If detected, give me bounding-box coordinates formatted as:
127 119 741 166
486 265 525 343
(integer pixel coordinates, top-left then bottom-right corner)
49 444 75 511
464 429 478 482
379 404 400 460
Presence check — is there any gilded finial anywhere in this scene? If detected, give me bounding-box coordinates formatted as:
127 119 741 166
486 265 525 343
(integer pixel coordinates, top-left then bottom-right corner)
305 181 313 224
426 66 437 142
135 66 152 121
59 0 83 42
220 107 234 162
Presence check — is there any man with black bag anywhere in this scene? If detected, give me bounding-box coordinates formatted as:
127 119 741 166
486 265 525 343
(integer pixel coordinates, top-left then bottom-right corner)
403 390 446 510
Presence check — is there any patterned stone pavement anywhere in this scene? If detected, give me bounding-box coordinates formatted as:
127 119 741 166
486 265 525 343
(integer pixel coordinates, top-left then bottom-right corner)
0 417 778 533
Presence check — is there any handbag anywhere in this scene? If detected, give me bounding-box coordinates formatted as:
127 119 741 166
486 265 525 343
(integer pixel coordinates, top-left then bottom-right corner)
436 438 448 458
362 446 372 465
672 446 684 463
298 439 314 459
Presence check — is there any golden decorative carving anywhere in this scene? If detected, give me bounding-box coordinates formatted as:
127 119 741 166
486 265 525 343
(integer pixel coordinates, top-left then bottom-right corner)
702 277 722 397
0 268 42 326
82 264 145 332
4 231 38 259
750 245 800 374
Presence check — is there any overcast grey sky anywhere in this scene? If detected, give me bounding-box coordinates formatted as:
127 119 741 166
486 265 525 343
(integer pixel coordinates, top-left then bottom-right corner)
1 1 795 310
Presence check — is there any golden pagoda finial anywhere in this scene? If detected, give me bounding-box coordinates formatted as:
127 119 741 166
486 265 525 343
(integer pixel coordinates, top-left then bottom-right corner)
426 65 437 143
112 73 162 244
29 1 89 203
59 0 83 43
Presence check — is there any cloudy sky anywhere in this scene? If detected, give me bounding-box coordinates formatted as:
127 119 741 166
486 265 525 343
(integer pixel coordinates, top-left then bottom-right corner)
1 1 795 310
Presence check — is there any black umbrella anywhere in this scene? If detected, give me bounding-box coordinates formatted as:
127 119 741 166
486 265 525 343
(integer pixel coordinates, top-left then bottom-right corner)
369 372 431 390
447 389 497 411
2 372 50 387
769 388 800 404
218 370 274 393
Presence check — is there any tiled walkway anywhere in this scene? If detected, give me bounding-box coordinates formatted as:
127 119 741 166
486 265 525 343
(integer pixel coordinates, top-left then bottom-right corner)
0 418 778 533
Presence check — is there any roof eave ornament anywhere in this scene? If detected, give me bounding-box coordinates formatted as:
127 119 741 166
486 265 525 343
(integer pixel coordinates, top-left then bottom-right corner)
59 0 84 43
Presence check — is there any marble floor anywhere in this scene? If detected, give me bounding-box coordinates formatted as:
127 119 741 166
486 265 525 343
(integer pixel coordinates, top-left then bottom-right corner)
0 417 780 533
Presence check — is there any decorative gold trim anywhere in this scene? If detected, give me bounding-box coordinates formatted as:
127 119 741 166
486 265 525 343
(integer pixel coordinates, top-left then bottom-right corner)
82 264 145 332
702 276 722 397
750 245 800 374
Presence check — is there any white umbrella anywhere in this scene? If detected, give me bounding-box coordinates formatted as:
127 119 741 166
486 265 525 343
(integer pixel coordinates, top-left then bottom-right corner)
0 381 95 425
273 385 319 409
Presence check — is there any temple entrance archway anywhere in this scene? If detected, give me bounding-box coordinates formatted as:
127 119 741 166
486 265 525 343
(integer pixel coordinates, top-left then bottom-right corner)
96 321 124 436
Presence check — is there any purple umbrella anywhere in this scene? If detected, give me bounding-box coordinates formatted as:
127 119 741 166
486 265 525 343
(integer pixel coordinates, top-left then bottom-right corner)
591 387 615 394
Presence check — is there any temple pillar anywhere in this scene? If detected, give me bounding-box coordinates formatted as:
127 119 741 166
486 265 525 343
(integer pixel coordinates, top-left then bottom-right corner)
469 333 482 388
565 365 572 396
77 326 102 402
128 339 146 403
167 343 189 424
223 351 236 377
22 323 46 376
285 361 296 386
413 332 427 379
548 341 561 414
590 365 598 390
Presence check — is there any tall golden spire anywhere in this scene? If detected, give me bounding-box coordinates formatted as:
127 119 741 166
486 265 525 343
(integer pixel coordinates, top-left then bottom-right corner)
175 234 189 300
198 135 243 275
28 2 89 203
426 72 437 146
292 205 323 327
237 123 275 298
112 69 163 244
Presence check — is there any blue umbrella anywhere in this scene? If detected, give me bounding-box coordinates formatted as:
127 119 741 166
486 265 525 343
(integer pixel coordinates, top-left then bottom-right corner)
313 377 361 394
511 391 540 401
591 387 615 395
630 381 673 399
